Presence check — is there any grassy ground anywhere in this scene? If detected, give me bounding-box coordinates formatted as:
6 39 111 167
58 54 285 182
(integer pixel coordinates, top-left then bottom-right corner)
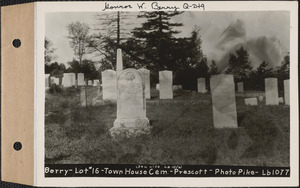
45 86 289 166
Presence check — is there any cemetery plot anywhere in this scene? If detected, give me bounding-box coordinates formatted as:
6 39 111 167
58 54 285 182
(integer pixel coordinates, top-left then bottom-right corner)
45 86 289 166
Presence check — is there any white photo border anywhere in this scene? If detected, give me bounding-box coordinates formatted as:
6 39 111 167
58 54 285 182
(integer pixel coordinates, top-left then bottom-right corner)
35 1 299 187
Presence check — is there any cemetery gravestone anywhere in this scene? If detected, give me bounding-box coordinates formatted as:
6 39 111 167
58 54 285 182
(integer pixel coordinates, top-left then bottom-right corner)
62 73 76 87
45 74 50 88
52 77 59 86
284 79 290 105
197 78 206 93
278 97 284 103
93 80 100 87
77 73 85 86
245 98 258 105
138 68 151 99
265 78 279 105
88 80 93 86
237 82 244 93
210 74 238 128
159 71 173 99
258 95 264 102
110 69 151 137
102 69 117 100
156 84 159 90
80 86 87 107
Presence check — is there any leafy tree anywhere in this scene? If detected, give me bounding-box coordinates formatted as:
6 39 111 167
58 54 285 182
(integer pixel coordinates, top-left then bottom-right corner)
44 37 57 65
67 21 91 65
209 60 221 75
225 46 253 82
67 59 98 81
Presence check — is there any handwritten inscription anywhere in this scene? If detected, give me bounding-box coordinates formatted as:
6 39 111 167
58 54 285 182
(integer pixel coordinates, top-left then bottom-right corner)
102 2 133 11
102 2 205 11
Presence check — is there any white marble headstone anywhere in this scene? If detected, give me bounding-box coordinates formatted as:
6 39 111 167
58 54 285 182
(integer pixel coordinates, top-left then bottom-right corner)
237 82 244 93
102 69 117 100
93 80 100 86
265 78 279 105
45 74 50 88
210 74 238 128
245 98 258 106
111 69 151 137
77 73 85 86
159 71 173 99
62 73 76 87
284 79 290 105
156 84 159 90
197 78 206 93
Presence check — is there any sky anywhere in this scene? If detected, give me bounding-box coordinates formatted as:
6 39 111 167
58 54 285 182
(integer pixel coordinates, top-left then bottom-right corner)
45 11 290 69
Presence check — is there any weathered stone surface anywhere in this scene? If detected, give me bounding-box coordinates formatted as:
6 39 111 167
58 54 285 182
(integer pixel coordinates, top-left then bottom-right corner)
111 68 151 138
245 98 258 105
138 68 151 99
80 86 87 107
62 73 76 87
197 78 206 93
77 73 85 86
102 69 117 100
284 79 290 105
265 78 279 105
210 74 238 128
237 82 244 93
159 70 173 99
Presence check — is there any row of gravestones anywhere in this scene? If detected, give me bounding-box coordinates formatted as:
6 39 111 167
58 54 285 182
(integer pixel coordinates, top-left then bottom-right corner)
197 77 290 106
45 73 100 88
108 72 290 137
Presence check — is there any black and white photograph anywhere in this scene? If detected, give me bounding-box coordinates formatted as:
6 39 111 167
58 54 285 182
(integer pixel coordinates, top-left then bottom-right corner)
37 1 297 186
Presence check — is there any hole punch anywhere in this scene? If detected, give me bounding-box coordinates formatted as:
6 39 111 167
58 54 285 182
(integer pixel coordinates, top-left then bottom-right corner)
13 142 22 151
12 39 21 48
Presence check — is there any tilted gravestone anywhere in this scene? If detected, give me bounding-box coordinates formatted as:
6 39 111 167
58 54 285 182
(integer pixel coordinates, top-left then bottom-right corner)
138 68 151 99
77 73 85 86
237 82 244 93
284 79 290 105
102 69 117 100
159 70 173 99
265 78 279 105
197 78 206 93
110 69 151 138
245 98 258 106
62 73 76 87
210 74 238 128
